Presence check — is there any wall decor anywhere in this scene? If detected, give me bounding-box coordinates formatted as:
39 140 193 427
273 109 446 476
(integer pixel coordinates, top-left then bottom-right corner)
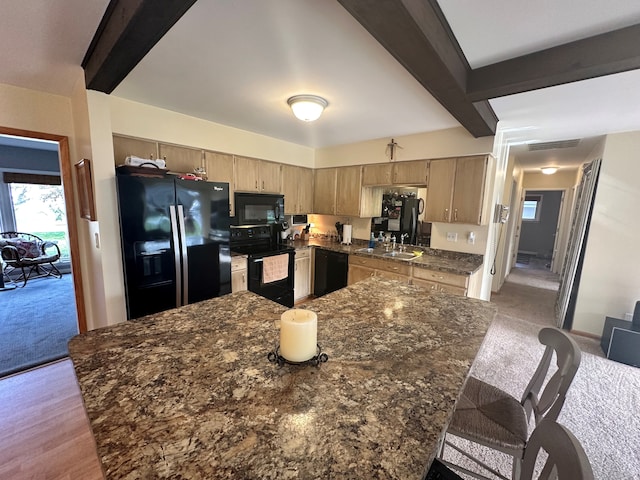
75 159 97 221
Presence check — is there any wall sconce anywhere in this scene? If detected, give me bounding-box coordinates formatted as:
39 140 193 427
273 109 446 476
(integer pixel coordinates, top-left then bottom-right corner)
541 167 558 175
287 95 328 122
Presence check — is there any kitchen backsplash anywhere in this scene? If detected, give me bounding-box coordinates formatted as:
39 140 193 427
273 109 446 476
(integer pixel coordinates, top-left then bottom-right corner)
307 215 371 240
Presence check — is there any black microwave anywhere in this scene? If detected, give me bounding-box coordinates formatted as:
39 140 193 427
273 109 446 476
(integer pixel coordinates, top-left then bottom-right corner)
234 192 285 225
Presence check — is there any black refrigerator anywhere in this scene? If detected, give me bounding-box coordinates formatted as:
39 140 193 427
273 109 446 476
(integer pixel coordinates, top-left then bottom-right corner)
116 174 231 319
372 193 424 244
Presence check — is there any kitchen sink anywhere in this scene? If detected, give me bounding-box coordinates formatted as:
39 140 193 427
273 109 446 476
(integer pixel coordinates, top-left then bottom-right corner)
382 251 416 261
354 247 375 254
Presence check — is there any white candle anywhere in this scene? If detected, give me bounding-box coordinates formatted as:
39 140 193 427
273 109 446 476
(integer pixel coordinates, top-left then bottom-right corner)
279 309 317 362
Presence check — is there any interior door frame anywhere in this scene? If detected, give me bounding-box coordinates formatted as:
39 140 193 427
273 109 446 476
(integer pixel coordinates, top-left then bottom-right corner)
0 126 87 333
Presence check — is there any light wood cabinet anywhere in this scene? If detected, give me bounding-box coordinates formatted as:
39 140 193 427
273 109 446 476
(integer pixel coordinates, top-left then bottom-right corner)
362 164 392 186
425 156 486 225
113 135 158 165
348 255 411 285
158 143 203 175
231 255 247 293
204 151 235 216
294 248 312 301
282 165 314 214
313 168 337 215
234 156 281 193
336 166 363 217
392 160 430 185
412 266 467 296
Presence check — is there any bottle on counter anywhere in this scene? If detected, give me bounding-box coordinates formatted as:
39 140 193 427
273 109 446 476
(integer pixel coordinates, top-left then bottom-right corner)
369 232 376 248
378 231 384 242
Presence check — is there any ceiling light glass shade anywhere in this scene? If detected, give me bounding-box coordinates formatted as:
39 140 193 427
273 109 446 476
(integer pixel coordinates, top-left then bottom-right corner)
287 95 328 122
541 167 558 175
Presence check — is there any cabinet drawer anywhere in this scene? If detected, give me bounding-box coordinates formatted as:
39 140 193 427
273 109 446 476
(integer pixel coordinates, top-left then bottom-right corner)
295 248 311 259
231 256 247 272
349 255 412 276
412 267 467 287
376 270 410 283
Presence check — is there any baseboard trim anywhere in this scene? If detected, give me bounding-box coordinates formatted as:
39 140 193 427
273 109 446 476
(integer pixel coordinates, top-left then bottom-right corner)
570 328 600 340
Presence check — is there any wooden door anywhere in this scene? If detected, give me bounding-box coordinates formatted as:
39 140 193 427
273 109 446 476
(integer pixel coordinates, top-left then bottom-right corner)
297 167 314 214
234 156 260 192
363 164 392 186
204 151 235 216
112 135 157 166
281 164 299 214
158 144 202 175
451 156 486 224
425 159 455 222
313 168 337 214
259 160 281 193
336 165 362 216
393 160 429 185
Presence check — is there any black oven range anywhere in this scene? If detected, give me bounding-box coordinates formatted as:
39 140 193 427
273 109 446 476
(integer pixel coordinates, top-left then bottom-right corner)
230 225 295 307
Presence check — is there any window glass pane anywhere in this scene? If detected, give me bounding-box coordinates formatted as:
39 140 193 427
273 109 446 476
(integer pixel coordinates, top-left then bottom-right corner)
8 183 70 260
522 200 538 220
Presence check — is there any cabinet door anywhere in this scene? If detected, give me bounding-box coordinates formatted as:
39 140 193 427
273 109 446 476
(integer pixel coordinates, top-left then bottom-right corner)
260 161 281 193
297 167 314 214
425 159 456 222
452 156 486 225
231 269 247 292
375 270 410 283
362 164 392 186
393 160 429 185
313 168 337 215
158 144 202 175
113 136 157 165
204 151 235 216
336 166 362 217
348 264 375 285
294 256 311 301
234 156 260 192
281 164 299 214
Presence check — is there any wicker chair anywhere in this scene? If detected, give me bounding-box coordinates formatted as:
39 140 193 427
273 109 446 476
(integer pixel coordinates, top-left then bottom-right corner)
0 232 62 287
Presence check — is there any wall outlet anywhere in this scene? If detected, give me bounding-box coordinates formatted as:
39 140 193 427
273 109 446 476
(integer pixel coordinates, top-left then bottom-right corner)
446 232 458 242
625 313 633 321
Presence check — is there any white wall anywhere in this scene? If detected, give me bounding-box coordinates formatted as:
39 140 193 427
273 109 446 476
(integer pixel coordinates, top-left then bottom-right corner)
109 96 315 167
572 131 640 336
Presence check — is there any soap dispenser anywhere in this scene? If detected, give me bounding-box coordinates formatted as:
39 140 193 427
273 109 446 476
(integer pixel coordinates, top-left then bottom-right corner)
369 232 376 248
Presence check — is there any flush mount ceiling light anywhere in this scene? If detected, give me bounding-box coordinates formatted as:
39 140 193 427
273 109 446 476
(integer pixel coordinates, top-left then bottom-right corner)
541 167 559 175
287 95 328 122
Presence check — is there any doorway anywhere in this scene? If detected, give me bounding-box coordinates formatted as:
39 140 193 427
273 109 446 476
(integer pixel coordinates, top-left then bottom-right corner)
0 126 87 377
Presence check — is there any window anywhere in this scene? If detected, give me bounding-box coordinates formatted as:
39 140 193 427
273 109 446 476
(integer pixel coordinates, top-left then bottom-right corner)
522 195 542 222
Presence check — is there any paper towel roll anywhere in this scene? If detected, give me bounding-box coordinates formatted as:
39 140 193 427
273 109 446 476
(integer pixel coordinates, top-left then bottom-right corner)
341 224 352 245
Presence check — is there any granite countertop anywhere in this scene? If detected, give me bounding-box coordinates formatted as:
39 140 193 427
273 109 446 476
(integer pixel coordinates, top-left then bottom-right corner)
290 238 483 276
69 277 496 479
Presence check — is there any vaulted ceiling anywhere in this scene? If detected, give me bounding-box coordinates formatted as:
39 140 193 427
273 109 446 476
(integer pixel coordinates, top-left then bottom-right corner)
3 0 640 171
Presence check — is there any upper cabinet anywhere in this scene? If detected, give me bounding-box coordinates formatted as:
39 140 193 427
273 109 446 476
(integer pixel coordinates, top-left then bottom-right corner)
204 151 235 216
362 164 392 186
314 166 382 218
282 165 314 214
234 156 281 193
425 156 487 225
158 143 202 175
112 135 158 165
362 160 430 186
392 160 429 185
313 168 337 215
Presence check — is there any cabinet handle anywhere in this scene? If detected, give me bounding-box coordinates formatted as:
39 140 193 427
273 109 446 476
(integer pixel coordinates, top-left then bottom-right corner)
444 208 449 221
255 180 258 189
454 209 458 222
370 272 375 277
262 180 265 190
242 273 245 282
295 263 298 271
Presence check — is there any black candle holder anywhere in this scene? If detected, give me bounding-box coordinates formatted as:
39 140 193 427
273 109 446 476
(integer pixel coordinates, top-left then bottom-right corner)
268 344 328 367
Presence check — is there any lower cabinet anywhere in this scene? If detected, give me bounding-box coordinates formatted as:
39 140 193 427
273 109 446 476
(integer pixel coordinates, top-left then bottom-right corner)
294 248 312 302
348 255 411 285
411 266 467 296
231 255 247 293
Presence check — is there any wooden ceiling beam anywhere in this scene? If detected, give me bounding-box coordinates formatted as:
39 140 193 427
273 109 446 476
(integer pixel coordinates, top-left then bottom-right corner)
337 0 497 137
467 23 640 101
82 0 197 93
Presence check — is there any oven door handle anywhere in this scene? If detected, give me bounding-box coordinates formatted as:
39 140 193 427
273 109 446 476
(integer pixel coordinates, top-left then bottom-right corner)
252 258 263 263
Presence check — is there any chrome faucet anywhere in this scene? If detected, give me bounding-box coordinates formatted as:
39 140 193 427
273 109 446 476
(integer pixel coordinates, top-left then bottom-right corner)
391 234 396 251
400 233 409 252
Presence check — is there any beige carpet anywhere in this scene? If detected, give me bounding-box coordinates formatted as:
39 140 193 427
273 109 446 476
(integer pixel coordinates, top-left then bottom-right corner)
440 266 640 480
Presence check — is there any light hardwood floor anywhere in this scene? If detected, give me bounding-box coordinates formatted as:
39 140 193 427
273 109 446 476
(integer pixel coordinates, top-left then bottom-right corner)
0 359 103 480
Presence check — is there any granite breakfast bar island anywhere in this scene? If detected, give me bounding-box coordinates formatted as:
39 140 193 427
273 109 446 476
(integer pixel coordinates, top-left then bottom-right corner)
68 276 497 479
